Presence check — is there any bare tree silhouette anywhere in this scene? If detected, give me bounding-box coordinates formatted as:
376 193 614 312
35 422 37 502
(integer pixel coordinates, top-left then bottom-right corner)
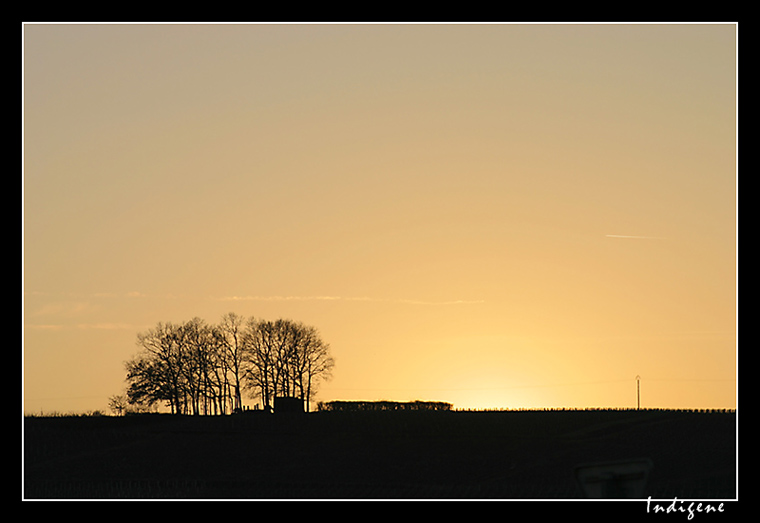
218 312 247 413
241 318 334 413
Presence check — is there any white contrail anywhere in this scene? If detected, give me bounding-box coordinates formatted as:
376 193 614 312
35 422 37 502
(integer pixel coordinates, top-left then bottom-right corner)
605 234 667 240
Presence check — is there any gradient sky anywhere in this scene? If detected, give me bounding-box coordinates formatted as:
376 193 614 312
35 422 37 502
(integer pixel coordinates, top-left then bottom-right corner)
23 22 737 414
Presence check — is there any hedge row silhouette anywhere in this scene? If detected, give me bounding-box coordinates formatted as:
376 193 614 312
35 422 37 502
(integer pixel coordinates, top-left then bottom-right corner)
317 400 453 412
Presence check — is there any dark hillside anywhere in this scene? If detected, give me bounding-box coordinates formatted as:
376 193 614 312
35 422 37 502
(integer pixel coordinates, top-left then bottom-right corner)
23 409 736 499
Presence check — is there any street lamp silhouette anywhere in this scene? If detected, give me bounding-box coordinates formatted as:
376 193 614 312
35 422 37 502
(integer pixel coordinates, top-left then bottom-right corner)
636 375 641 410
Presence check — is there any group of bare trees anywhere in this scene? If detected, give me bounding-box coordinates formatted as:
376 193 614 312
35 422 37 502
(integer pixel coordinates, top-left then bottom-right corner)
122 313 334 415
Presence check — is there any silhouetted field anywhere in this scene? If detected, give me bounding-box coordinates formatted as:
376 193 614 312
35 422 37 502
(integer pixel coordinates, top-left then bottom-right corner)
23 409 736 500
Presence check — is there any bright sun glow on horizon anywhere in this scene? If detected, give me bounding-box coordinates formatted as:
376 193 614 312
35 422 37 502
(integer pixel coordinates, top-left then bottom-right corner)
23 22 737 415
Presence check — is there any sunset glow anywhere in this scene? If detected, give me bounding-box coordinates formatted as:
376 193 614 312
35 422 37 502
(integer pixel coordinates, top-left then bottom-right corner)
23 22 737 415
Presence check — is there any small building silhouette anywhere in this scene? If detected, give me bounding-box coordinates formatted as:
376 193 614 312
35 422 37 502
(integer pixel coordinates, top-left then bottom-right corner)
235 404 272 416
274 396 304 414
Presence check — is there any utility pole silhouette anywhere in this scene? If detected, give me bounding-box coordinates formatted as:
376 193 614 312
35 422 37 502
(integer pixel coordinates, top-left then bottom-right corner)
636 375 641 410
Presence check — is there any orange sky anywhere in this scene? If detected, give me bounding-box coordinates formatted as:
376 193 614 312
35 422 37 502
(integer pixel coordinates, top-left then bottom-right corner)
23 22 737 414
